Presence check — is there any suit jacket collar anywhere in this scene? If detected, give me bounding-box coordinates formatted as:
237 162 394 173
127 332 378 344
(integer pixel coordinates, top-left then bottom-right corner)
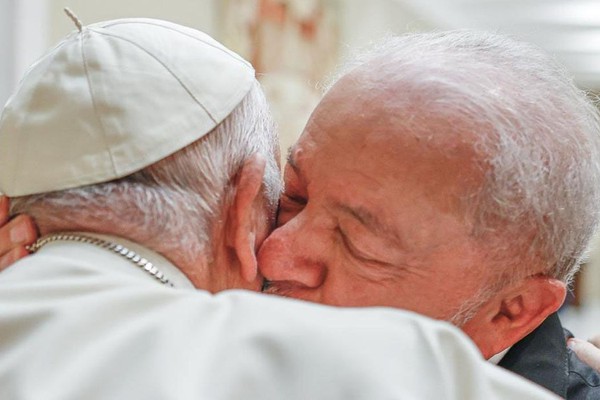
498 312 568 397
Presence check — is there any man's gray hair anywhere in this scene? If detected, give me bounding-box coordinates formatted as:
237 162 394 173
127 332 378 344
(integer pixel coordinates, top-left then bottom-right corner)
11 80 282 264
327 30 600 286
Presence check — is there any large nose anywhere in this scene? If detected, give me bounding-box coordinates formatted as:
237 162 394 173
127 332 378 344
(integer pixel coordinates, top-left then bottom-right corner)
257 213 327 289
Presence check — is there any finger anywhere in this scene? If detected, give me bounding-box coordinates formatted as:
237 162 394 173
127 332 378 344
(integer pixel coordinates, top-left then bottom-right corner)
0 215 37 257
568 338 600 373
0 196 8 225
0 246 29 272
589 335 600 348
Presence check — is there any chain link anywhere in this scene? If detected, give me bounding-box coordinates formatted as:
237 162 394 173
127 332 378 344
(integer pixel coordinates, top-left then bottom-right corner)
27 233 174 287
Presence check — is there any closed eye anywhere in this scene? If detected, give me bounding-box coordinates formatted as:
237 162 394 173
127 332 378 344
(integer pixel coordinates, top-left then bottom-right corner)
282 193 306 206
277 193 306 226
336 227 383 265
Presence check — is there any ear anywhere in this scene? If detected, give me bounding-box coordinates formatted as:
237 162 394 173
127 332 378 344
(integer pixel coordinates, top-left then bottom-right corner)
462 275 566 359
226 155 267 283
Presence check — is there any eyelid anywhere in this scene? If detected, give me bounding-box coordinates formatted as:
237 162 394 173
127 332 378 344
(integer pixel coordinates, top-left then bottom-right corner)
277 193 306 226
337 227 381 264
281 192 307 206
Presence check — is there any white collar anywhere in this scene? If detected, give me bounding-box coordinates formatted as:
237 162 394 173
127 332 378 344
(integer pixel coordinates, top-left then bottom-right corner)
488 346 512 365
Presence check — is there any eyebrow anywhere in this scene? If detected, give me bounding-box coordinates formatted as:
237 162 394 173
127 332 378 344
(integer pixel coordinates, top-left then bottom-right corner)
336 202 405 247
286 147 299 172
287 146 404 247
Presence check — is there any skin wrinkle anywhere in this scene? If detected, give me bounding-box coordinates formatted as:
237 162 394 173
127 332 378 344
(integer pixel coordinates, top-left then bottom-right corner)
334 202 404 249
287 151 422 279
290 152 408 263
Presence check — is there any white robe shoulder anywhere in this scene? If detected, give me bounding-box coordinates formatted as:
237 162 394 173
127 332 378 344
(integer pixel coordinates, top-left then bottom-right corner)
0 236 557 399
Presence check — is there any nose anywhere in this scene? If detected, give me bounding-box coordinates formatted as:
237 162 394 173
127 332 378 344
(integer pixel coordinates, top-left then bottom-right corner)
257 217 327 290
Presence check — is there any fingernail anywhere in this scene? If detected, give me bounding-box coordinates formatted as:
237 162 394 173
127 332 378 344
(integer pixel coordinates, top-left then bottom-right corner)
10 224 29 244
567 338 578 350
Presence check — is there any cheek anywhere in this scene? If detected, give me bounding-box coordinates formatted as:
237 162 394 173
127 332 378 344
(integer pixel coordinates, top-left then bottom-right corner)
393 277 476 320
328 272 459 317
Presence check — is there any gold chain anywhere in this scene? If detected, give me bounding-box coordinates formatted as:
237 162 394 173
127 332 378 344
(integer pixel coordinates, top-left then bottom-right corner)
27 233 174 287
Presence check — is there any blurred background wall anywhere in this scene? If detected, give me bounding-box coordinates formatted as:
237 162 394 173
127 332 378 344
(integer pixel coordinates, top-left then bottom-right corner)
1 0 598 335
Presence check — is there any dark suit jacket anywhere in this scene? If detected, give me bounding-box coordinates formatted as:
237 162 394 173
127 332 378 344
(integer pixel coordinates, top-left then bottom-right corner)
499 312 600 399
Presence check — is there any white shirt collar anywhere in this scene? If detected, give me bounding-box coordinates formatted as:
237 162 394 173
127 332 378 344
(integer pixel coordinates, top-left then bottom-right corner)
488 346 512 365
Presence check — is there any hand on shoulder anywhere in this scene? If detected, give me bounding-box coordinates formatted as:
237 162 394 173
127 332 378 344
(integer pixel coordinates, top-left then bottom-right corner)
0 196 37 271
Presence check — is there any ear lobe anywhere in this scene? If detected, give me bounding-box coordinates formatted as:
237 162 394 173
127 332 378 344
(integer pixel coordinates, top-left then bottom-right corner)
227 155 267 283
463 276 566 359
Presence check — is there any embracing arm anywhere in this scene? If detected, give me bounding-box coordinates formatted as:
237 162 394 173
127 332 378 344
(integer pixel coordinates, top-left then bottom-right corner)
0 196 37 270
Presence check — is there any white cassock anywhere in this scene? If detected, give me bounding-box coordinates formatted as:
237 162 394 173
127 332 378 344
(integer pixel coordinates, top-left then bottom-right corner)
0 234 557 399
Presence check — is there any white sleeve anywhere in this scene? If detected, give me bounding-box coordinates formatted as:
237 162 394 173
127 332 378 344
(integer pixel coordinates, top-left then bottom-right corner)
0 261 558 399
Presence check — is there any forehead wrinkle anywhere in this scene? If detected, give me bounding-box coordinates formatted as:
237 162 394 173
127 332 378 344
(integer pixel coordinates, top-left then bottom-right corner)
335 201 405 248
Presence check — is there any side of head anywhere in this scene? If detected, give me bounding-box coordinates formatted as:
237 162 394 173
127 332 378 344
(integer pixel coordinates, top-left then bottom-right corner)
1 18 282 292
258 30 600 357
10 81 282 292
